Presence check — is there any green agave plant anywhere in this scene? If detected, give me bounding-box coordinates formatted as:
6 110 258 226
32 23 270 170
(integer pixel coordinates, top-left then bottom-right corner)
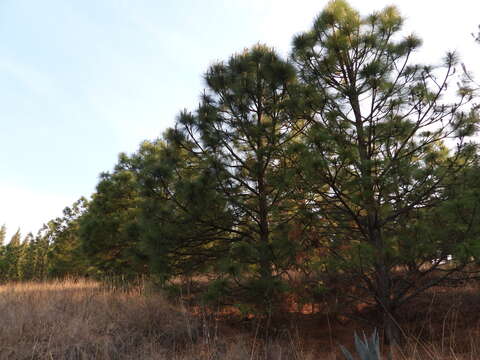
340 329 381 360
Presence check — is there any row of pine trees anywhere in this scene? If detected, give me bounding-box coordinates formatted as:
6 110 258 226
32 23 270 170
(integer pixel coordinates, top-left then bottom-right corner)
0 226 49 281
2 1 480 344
0 198 88 280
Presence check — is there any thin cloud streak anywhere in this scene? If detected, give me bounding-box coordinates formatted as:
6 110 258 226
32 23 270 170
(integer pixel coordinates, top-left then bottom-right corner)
0 57 59 99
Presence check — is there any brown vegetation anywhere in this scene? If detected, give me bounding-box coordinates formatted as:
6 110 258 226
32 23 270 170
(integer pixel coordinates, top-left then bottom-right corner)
1 279 480 359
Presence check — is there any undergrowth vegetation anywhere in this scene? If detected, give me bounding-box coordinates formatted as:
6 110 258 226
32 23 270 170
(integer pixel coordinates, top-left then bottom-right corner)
0 279 480 359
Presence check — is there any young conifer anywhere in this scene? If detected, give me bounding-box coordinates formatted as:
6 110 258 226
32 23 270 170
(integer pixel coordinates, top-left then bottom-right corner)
291 0 479 343
158 45 305 310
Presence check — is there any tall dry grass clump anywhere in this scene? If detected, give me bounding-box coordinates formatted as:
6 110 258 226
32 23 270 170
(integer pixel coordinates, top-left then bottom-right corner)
0 279 313 359
0 279 198 359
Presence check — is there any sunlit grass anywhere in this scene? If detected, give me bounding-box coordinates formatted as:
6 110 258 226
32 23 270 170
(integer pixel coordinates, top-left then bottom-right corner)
0 278 100 292
0 279 195 359
0 279 479 359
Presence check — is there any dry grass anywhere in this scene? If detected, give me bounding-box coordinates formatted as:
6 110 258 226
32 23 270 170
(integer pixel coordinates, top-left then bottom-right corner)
0 279 198 359
0 279 314 359
1 279 480 359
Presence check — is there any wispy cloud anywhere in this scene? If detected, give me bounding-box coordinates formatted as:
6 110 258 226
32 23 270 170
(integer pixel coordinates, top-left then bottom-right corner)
0 57 58 99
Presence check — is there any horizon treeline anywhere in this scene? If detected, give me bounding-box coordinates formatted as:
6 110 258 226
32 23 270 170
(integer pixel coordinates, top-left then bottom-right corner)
3 0 480 344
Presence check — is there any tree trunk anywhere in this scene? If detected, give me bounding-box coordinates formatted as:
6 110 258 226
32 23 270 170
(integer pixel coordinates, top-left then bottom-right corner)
376 266 401 345
373 228 401 345
383 307 401 346
256 103 274 307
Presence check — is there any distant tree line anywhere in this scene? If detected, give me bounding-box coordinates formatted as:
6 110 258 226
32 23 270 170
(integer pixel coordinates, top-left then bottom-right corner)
3 0 480 345
0 198 88 281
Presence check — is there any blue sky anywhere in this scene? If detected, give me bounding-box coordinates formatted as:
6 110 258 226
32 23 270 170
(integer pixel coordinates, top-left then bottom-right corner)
1 0 479 239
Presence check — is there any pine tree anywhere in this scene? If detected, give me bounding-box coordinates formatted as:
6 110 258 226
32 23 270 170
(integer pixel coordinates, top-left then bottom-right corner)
165 45 306 309
33 226 51 280
291 0 479 343
5 229 25 280
0 225 5 245
21 233 37 280
48 198 89 277
137 137 233 282
79 161 147 277
0 225 7 280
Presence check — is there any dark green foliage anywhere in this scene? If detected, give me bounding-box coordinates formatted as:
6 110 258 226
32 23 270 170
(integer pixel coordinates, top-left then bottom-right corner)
182 46 301 305
0 226 51 281
0 200 92 281
291 0 479 343
136 138 232 282
47 198 89 277
410 161 480 264
155 45 308 309
29 229 50 280
22 233 37 280
0 225 6 279
3 230 25 280
79 163 146 277
0 225 5 245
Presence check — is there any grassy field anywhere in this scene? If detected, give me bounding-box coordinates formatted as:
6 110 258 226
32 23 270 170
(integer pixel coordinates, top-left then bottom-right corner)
0 279 479 359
